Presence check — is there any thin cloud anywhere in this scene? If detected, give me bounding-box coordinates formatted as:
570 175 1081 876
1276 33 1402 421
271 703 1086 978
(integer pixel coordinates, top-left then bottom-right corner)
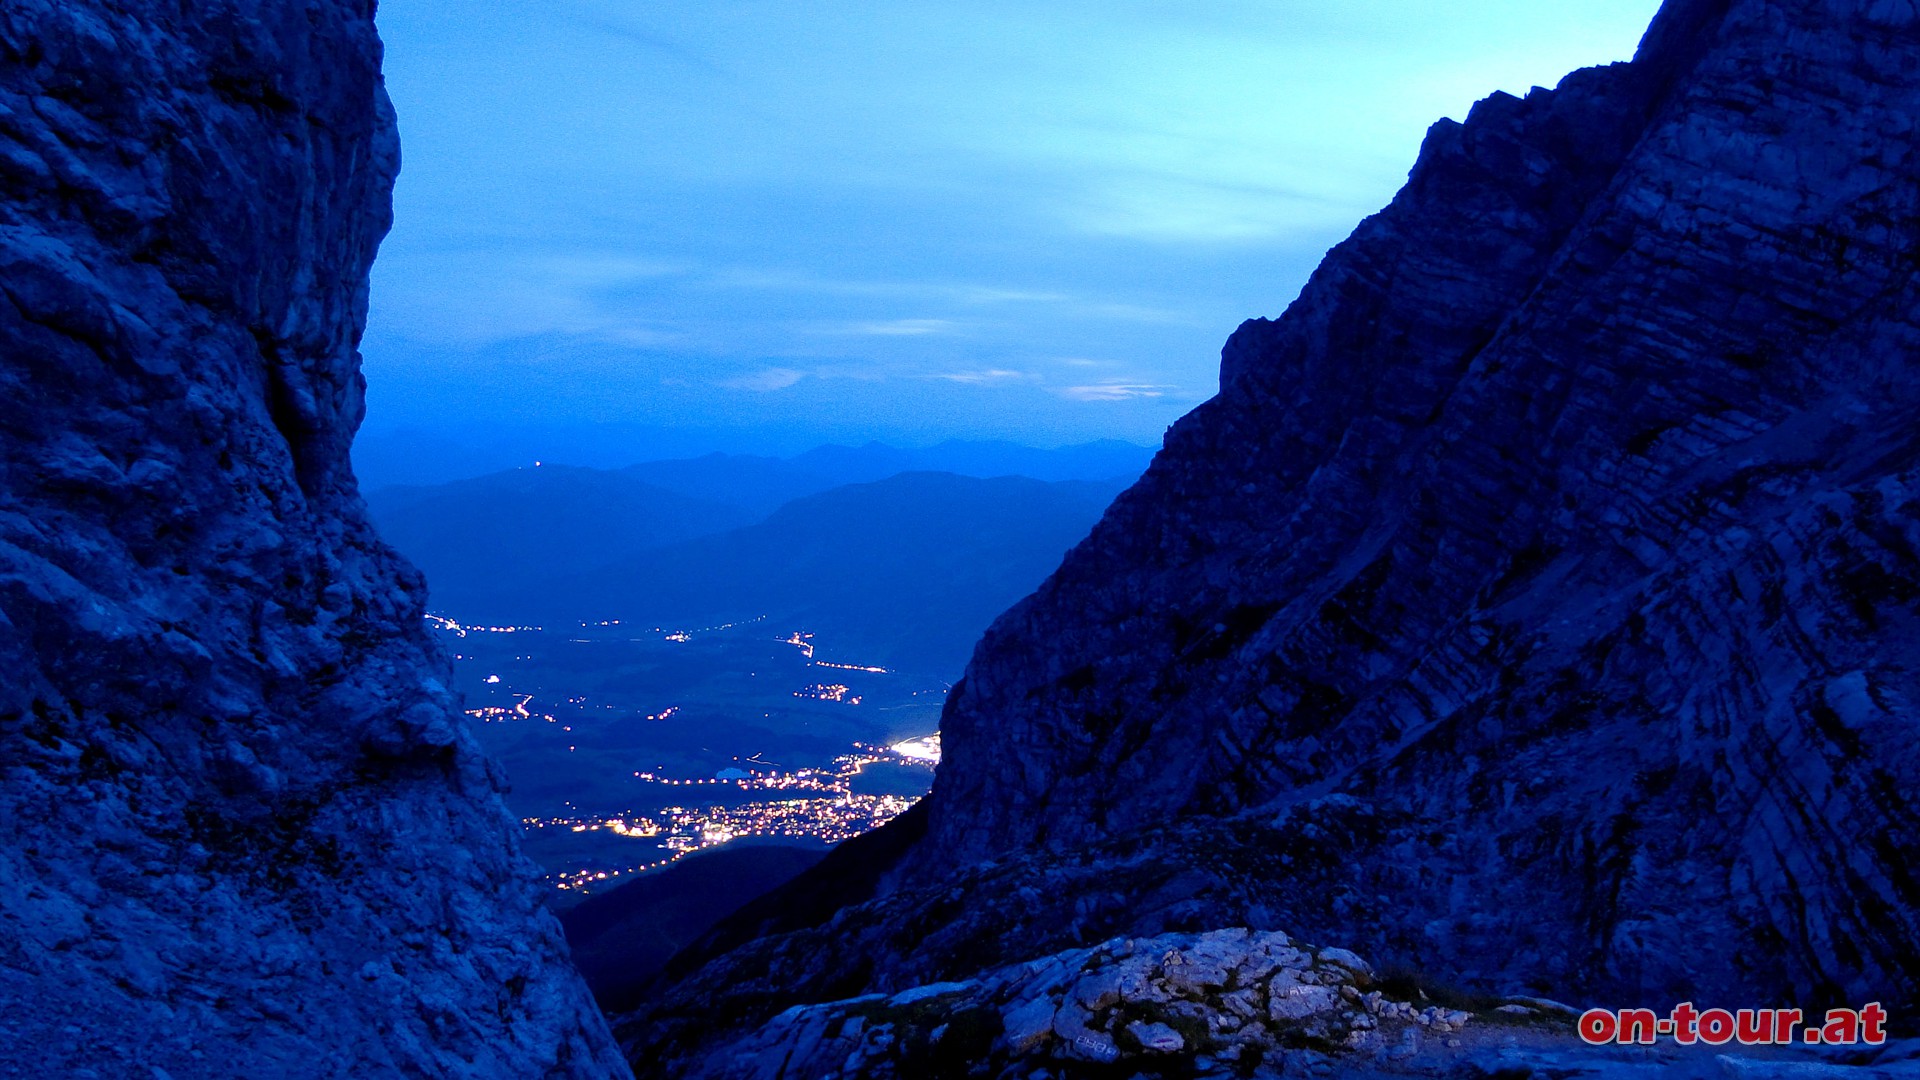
1072 301 1210 326
953 286 1067 305
570 14 730 80
926 369 1034 385
703 269 1192 329
837 318 958 337
720 367 806 392
1062 173 1354 244
370 249 686 346
1056 382 1175 402
707 269 1063 307
523 253 685 286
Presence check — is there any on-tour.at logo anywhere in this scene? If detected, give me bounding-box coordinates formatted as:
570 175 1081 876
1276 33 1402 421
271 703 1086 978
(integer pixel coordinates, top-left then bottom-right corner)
1578 1003 1888 1047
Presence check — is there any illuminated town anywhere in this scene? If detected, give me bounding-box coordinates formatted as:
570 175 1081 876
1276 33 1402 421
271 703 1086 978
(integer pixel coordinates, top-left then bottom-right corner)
794 683 861 704
529 735 939 894
433 613 950 901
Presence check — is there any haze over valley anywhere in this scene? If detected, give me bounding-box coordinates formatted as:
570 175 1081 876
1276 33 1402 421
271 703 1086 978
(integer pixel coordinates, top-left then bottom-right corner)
365 439 1151 899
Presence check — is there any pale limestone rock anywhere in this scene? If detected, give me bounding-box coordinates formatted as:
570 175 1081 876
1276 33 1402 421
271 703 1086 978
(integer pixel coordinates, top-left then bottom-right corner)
1125 1020 1184 1054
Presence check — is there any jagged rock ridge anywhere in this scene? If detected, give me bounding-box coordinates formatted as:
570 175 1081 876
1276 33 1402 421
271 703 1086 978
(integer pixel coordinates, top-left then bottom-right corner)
624 0 1920 1072
933 0 1920 1008
0 4 625 1076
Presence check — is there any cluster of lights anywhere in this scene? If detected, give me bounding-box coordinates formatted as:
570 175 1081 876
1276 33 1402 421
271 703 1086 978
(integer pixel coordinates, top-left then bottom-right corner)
542 793 919 891
425 614 543 639
657 616 770 645
787 630 893 674
629 767 843 794
565 817 660 837
453 618 942 896
813 660 888 674
627 773 747 788
535 740 937 894
891 734 942 762
465 694 561 725
795 683 862 705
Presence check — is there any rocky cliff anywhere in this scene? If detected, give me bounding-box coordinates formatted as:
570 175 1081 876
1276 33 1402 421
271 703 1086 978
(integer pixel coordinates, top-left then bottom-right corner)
626 0 1920 1072
0 3 625 1076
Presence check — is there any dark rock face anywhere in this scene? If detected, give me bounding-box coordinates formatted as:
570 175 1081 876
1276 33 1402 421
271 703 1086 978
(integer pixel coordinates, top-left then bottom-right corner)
0 4 624 1076
561 843 829 1014
625 0 1920 1071
929 0 1920 1010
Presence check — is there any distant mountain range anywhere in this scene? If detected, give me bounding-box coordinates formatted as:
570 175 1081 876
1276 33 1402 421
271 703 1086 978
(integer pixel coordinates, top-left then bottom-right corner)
621 439 1154 515
365 440 1152 674
365 466 753 613
619 454 842 518
526 472 1126 673
353 427 1157 491
784 439 1157 486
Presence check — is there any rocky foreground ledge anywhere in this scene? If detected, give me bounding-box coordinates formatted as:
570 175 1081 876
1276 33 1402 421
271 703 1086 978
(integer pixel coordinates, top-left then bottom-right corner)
688 928 1920 1080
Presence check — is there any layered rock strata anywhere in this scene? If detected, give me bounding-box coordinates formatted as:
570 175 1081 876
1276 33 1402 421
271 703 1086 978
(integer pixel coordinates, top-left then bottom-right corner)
628 0 1920 1072
0 4 625 1076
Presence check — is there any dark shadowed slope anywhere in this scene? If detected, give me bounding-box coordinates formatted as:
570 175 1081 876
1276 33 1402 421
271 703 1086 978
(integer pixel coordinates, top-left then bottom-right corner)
621 453 842 518
529 472 1127 675
560 841 829 1014
619 0 1920 1074
788 439 1155 486
367 465 751 614
367 445 1153 637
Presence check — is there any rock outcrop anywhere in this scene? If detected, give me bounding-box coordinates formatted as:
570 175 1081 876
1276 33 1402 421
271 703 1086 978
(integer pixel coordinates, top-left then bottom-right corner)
626 0 1920 1072
0 4 625 1076
680 928 1920 1080
691 928 1466 1080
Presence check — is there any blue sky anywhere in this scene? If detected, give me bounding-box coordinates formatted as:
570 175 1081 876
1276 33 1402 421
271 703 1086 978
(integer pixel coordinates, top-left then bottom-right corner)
360 0 1664 470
